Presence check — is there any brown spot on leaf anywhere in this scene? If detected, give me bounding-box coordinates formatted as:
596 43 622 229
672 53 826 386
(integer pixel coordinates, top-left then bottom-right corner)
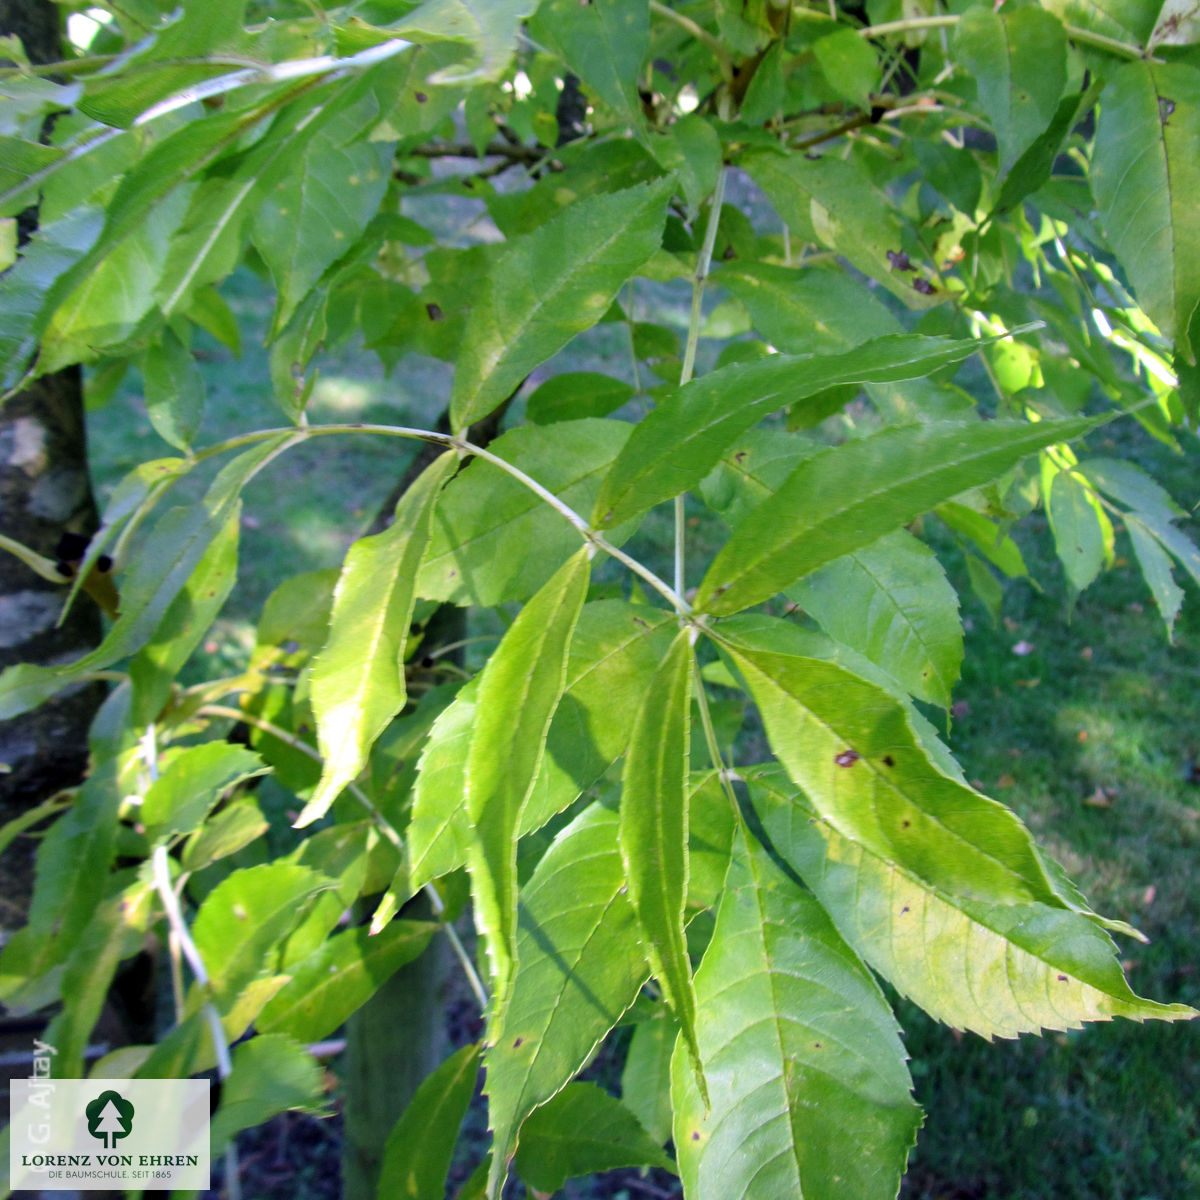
425 302 444 321
882 755 895 767
512 1037 523 1048
834 749 860 767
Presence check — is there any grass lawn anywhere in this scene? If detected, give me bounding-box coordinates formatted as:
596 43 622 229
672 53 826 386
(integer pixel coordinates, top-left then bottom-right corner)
83 262 1200 1200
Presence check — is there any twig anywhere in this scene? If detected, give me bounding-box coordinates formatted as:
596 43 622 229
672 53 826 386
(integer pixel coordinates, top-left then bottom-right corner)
150 846 241 1200
676 166 728 600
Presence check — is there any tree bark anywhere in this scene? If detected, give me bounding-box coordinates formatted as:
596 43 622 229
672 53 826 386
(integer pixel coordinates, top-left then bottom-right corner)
0 0 104 920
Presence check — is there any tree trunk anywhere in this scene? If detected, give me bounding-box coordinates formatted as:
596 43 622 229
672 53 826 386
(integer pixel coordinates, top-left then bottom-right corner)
0 1 104 921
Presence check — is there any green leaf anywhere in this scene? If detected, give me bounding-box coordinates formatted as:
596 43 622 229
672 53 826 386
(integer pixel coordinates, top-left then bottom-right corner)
749 765 1197 1038
1041 0 1161 45
484 801 647 1200
0 435 292 719
210 1034 326 1152
1081 456 1185 528
38 186 192 374
409 600 675 887
187 284 242 355
128 504 239 727
1126 514 1184 639
813 27 881 110
715 263 900 355
60 456 187 621
994 88 1093 217
257 921 436 1043
191 863 330 1009
715 613 967 784
1044 465 1113 594
180 798 269 873
529 0 649 127
1092 62 1200 360
466 549 590 1028
0 104 261 388
743 151 939 309
449 179 671 430
391 0 540 83
671 827 921 1200
513 1083 675 1193
594 334 997 529
419 419 631 606
379 1044 482 1200
954 6 1068 177
252 107 393 334
299 451 456 826
788 530 963 708
618 632 704 1096
140 742 267 841
620 1014 677 1147
41 884 155 1077
139 325 206 451
937 501 1029 578
649 115 722 216
525 372 636 424
0 765 122 1011
0 793 71 860
698 427 820 527
695 416 1100 616
723 643 1068 908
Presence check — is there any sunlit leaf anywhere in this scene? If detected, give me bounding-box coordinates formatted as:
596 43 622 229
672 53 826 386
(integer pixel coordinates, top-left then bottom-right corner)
750 765 1197 1038
300 452 456 826
257 920 436 1043
465 550 590 1029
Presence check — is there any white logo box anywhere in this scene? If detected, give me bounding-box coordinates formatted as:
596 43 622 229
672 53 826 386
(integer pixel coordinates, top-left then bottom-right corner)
10 1079 210 1192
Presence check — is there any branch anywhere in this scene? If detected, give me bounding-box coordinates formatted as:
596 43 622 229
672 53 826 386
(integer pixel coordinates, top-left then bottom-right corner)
858 13 1160 63
196 422 694 616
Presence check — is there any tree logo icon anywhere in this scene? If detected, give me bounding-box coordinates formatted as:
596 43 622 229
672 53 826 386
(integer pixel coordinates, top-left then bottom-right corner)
85 1090 135 1149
